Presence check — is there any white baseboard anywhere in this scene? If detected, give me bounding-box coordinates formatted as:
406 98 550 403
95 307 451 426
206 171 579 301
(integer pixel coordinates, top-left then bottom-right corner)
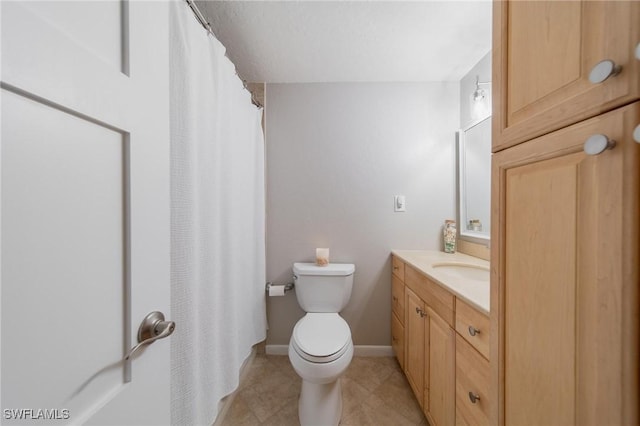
266 344 393 357
265 344 288 355
353 345 394 357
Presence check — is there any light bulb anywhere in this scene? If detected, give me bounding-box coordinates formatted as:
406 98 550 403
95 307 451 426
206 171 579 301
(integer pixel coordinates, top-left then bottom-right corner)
473 88 486 102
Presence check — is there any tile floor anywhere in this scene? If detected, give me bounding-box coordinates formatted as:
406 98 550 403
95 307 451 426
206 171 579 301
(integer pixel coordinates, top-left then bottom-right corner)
219 354 428 426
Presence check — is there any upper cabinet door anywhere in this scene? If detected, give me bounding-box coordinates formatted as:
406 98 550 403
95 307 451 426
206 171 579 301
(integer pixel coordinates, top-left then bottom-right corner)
492 0 640 151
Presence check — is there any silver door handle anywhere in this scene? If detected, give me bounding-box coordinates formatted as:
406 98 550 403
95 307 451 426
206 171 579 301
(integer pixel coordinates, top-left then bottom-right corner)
125 311 175 360
584 134 616 155
588 59 622 84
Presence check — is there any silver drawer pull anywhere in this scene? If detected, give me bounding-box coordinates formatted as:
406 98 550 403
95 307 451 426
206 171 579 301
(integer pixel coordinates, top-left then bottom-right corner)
588 59 622 84
468 392 481 404
468 325 480 336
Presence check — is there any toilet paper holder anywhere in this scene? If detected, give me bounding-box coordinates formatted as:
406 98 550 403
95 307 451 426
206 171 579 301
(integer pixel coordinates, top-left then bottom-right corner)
265 281 295 294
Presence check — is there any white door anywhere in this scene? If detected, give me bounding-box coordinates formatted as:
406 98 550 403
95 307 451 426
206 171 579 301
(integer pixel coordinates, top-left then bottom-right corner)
1 1 171 425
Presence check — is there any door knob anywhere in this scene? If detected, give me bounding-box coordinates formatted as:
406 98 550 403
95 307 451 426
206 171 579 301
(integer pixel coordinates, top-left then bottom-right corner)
468 325 480 336
588 60 622 84
125 311 175 360
583 134 616 155
636 43 640 60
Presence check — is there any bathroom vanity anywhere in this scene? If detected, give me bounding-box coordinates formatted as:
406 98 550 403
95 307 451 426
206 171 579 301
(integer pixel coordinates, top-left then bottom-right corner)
390 250 489 426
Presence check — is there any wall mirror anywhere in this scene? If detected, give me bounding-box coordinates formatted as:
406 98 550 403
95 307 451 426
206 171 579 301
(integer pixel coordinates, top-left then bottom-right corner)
458 115 491 242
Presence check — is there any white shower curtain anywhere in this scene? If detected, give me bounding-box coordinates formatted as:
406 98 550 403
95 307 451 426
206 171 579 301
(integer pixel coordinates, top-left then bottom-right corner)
169 1 267 424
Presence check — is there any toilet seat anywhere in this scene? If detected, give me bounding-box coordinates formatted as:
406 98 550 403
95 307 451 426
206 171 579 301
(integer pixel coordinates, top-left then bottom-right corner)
292 313 351 363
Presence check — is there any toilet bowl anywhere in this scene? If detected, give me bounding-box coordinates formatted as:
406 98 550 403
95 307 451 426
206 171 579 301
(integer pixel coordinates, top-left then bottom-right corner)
289 313 354 425
287 262 355 426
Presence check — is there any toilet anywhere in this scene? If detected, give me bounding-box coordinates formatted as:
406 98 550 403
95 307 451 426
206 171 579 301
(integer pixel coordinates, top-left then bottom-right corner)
288 262 355 426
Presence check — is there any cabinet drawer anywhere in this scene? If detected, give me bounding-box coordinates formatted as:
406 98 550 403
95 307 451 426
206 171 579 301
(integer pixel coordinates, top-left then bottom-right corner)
391 275 405 324
391 311 405 370
455 298 490 359
392 256 405 281
456 335 489 426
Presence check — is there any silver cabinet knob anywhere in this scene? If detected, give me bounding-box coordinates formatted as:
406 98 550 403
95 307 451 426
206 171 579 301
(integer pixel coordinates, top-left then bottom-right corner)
468 325 480 336
589 60 622 84
468 392 481 404
125 311 175 360
634 125 640 143
584 134 616 155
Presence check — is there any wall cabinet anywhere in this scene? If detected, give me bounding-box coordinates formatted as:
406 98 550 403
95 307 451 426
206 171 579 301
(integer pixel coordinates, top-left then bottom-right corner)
391 257 489 426
493 0 640 151
492 101 640 426
492 1 640 420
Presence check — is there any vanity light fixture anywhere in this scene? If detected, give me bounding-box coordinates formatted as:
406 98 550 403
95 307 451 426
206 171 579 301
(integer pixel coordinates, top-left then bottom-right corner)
473 75 491 102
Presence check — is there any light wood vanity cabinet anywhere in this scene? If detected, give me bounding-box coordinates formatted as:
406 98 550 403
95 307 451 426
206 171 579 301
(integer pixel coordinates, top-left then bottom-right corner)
391 256 488 426
493 0 640 151
492 3 640 422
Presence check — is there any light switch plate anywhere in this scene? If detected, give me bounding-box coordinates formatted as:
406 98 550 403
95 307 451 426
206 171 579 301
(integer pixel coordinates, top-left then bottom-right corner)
394 195 406 212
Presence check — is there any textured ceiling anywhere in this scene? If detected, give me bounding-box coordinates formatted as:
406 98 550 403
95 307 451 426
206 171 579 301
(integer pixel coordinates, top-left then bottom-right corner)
196 1 492 83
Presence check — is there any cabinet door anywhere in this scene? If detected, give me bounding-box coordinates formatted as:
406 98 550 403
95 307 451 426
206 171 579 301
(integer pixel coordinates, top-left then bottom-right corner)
391 311 405 370
493 0 640 150
405 287 426 406
426 308 456 426
491 103 640 425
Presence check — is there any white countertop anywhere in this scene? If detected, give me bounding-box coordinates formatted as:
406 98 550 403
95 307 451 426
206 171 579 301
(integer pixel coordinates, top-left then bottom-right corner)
391 249 490 314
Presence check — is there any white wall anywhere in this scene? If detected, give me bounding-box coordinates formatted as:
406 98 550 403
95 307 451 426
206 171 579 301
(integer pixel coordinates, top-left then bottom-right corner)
265 82 459 346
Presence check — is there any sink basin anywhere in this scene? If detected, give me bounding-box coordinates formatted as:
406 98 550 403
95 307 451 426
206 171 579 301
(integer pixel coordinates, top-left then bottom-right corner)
431 262 489 282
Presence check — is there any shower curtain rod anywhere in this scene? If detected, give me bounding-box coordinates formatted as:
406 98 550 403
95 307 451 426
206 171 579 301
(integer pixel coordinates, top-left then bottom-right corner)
184 0 263 108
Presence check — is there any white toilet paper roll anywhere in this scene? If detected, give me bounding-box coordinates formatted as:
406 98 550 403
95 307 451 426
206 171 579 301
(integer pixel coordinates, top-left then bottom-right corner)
268 285 286 297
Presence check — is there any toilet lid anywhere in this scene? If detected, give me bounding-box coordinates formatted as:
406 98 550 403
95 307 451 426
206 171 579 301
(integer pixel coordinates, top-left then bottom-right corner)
293 313 351 359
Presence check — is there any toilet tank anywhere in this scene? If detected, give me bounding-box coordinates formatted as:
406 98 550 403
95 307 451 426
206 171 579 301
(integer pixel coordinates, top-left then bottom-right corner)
293 263 355 313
